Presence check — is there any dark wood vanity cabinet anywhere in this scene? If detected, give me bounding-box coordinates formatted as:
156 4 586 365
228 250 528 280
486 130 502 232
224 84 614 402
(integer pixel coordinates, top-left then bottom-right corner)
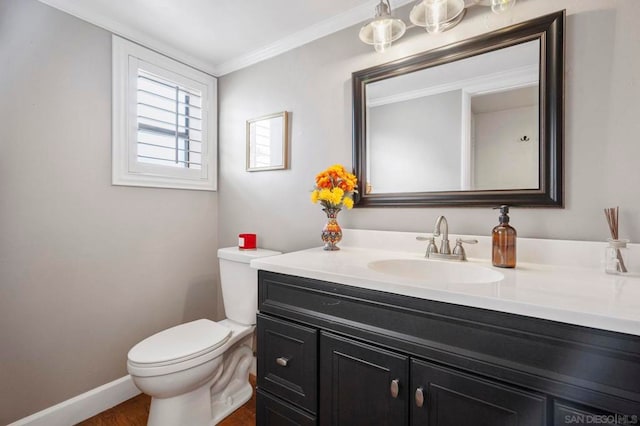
319 333 545 426
410 358 546 426
256 271 640 426
320 332 409 426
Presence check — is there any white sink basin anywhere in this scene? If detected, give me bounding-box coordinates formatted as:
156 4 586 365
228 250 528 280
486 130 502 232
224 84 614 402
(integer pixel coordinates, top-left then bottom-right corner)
368 259 504 284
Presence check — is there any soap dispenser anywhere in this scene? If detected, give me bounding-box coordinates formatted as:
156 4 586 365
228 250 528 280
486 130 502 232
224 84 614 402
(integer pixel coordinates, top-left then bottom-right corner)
492 205 516 268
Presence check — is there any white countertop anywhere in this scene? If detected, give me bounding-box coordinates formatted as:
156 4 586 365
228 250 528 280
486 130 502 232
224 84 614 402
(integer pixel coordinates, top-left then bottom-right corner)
251 230 640 336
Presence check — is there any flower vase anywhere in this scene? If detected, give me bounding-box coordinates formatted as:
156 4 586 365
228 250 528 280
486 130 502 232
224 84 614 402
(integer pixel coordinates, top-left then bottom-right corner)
321 208 342 251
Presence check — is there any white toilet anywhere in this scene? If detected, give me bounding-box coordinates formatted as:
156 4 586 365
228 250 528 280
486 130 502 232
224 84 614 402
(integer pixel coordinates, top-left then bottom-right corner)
127 247 281 426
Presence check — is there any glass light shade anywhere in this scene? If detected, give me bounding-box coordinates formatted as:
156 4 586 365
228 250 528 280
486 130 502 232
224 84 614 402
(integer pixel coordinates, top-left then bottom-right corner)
425 0 449 33
359 0 406 52
409 0 465 33
371 19 393 52
359 17 406 52
491 0 516 14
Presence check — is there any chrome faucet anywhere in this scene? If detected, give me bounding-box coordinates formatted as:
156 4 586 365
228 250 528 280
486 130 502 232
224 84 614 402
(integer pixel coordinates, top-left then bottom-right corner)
416 215 478 261
433 215 451 254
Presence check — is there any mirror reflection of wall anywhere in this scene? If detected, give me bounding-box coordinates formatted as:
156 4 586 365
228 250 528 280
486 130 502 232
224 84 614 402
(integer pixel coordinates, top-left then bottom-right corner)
471 86 539 190
368 90 462 193
364 40 539 194
246 111 288 171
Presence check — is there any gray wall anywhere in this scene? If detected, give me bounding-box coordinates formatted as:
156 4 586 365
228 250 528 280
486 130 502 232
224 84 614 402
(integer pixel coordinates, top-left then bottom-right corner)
0 1 219 423
219 1 640 251
369 90 462 193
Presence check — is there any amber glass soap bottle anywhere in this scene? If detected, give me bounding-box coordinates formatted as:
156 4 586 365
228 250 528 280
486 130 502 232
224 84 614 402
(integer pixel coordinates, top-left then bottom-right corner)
492 205 516 268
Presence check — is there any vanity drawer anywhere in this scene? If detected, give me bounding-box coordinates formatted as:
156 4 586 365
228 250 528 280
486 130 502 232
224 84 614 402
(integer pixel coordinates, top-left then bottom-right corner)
257 314 318 413
257 389 317 426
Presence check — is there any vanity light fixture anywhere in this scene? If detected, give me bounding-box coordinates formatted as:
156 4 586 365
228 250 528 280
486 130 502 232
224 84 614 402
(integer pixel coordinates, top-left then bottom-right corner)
361 0 518 52
359 0 407 53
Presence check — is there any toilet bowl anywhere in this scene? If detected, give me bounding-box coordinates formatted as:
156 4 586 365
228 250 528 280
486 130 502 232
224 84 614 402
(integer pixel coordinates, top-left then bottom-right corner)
127 247 281 426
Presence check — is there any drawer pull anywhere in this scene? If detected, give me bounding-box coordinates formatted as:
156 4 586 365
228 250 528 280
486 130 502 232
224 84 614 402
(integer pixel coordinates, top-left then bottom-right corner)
276 357 290 367
390 379 400 398
415 387 425 408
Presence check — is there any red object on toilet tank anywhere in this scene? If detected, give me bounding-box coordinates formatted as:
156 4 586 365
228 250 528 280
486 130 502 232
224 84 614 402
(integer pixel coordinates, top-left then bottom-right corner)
238 233 257 250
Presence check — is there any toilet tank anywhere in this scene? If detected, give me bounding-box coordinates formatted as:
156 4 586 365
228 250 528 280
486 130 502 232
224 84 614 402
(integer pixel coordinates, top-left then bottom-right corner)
217 247 281 325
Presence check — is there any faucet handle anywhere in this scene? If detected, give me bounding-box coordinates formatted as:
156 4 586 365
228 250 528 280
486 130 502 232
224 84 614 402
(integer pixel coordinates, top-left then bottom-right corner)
456 238 478 245
416 235 438 256
452 238 478 260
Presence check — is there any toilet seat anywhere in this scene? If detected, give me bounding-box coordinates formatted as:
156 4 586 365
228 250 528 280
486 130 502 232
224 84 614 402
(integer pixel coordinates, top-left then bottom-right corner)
127 319 231 376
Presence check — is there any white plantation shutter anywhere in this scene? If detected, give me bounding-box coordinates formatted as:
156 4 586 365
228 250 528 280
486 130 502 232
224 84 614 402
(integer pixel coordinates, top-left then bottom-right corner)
136 69 203 170
112 36 217 191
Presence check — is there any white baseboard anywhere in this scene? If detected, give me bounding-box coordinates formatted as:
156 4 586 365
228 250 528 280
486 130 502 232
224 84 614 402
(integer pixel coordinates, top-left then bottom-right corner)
8 375 140 426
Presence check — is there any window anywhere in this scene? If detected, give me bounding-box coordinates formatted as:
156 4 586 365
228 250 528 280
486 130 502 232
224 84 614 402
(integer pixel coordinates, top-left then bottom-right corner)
112 36 217 191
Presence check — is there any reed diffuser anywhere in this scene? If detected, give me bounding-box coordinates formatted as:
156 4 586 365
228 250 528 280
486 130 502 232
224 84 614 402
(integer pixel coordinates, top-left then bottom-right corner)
603 206 628 274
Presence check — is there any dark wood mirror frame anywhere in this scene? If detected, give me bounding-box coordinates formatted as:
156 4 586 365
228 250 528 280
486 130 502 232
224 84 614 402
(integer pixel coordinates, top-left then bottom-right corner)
352 10 564 207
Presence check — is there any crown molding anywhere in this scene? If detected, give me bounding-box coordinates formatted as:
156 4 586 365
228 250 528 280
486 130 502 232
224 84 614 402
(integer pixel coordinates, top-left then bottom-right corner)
214 0 415 76
38 0 415 77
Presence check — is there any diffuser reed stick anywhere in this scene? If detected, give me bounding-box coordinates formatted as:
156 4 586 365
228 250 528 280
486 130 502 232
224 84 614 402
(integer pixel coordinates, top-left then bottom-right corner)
604 206 628 273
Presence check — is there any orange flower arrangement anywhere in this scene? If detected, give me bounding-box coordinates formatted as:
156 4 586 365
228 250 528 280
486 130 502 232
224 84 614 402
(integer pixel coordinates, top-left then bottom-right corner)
310 164 358 210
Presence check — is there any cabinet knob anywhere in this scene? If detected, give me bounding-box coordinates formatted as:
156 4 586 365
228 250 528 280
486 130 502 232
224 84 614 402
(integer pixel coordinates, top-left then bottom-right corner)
415 387 425 408
390 379 400 398
276 357 289 367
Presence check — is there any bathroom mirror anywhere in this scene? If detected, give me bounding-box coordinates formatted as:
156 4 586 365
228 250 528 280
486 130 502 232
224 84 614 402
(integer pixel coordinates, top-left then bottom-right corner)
352 11 564 207
246 111 289 171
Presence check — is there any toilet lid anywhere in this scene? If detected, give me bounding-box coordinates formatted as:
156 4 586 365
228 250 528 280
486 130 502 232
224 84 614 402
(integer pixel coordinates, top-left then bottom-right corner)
128 319 231 366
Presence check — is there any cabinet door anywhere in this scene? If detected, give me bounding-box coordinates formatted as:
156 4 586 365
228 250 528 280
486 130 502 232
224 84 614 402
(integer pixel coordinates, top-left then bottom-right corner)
411 359 546 426
319 332 408 426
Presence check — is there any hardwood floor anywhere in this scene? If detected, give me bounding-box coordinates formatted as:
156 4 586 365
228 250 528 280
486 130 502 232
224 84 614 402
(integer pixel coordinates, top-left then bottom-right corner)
77 376 256 426
77 393 151 426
